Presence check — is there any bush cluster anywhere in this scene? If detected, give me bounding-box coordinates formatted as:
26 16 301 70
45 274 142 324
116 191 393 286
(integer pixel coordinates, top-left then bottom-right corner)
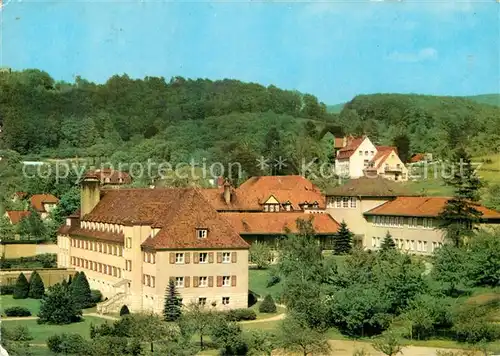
223 308 257 321
4 306 32 317
1 254 57 269
90 289 103 304
1 285 14 295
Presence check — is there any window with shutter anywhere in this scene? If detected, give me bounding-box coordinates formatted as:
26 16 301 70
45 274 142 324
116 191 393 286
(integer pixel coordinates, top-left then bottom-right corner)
194 253 199 264
217 252 223 263
231 275 237 287
208 276 214 287
231 252 237 263
184 276 190 287
208 252 214 263
185 253 191 264
169 253 175 264
193 276 199 287
217 276 223 287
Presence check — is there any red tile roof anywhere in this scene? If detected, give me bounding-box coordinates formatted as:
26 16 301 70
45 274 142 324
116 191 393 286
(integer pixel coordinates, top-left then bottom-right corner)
364 196 500 219
5 210 31 224
69 188 248 250
410 153 426 163
30 194 59 213
221 212 340 235
336 137 366 160
85 169 132 185
334 137 346 149
369 146 398 169
201 176 325 211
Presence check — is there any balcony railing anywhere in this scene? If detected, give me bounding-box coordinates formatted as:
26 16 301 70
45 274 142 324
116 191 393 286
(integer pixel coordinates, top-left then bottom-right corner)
384 165 403 172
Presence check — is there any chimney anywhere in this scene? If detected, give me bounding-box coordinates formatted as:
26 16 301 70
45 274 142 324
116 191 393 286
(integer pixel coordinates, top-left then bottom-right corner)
80 174 101 218
223 179 231 204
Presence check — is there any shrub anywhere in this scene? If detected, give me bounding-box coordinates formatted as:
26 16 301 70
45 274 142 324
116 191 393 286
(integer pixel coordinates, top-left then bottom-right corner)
248 291 259 307
47 333 89 354
28 271 45 299
259 294 277 314
1 285 14 295
3 325 33 341
38 283 82 325
4 306 32 317
90 289 103 304
225 308 257 321
13 272 29 299
266 275 281 288
119 305 130 316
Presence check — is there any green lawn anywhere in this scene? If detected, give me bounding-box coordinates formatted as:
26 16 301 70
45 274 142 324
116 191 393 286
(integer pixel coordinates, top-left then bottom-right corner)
0 295 41 315
1 316 109 343
248 269 282 300
0 295 97 316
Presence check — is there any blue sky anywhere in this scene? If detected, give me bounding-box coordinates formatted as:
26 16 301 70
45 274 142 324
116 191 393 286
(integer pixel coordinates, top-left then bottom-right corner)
1 0 499 104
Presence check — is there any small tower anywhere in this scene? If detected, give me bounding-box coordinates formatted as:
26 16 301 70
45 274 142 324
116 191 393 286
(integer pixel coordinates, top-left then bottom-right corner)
80 173 100 218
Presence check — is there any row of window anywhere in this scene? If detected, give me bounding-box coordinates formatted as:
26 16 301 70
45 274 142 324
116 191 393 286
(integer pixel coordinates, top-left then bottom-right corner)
169 252 236 264
72 238 123 256
170 275 237 288
373 216 434 229
71 257 122 277
326 197 357 209
359 150 375 156
372 237 443 252
263 202 320 212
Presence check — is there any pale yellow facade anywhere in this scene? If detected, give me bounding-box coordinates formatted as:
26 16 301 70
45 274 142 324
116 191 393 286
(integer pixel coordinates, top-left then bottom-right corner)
365 215 444 254
326 196 388 235
368 150 409 182
327 196 445 254
57 221 249 314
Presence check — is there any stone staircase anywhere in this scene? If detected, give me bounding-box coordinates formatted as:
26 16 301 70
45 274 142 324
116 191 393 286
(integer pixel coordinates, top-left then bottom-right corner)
96 292 126 315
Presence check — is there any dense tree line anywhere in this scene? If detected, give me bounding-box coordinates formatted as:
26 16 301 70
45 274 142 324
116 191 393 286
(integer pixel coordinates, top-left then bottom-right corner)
339 93 500 158
0 70 332 155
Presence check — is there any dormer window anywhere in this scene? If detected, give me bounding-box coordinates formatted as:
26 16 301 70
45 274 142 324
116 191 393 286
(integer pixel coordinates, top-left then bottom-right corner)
105 177 111 183
264 205 269 212
312 201 319 209
197 229 208 239
302 202 309 209
283 201 292 211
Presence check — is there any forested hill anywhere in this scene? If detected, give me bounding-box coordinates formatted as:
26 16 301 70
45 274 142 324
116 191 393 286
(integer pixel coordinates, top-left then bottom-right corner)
465 94 500 107
337 93 500 158
0 69 334 155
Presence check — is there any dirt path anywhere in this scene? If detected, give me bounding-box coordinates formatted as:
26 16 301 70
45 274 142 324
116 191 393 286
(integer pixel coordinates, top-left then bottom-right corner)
328 340 467 356
240 313 286 324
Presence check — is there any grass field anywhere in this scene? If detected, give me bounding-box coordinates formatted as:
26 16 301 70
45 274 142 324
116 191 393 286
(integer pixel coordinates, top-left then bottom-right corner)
0 295 97 316
1 316 108 343
248 269 282 300
0 295 41 315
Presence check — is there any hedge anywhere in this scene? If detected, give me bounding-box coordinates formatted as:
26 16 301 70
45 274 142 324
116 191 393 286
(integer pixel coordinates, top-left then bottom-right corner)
1 285 15 295
4 306 32 317
223 308 257 321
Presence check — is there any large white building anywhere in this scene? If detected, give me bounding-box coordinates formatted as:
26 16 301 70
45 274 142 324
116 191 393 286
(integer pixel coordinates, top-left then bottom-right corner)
335 136 409 181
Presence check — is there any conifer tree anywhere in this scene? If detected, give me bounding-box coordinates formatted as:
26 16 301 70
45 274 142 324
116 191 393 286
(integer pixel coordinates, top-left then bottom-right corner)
163 279 181 321
70 271 93 309
439 148 484 247
13 273 30 299
334 220 353 255
28 270 45 299
380 231 396 252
